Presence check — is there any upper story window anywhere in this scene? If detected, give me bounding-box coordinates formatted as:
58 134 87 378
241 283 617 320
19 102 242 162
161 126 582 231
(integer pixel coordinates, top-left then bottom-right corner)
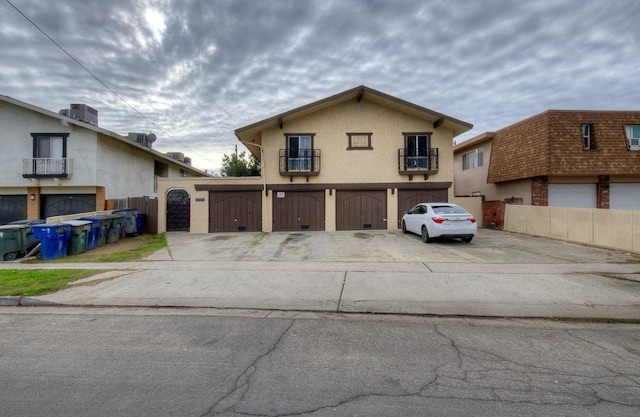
625 125 640 151
32 133 67 159
287 134 313 171
23 133 71 178
347 133 372 150
462 148 483 170
581 124 594 150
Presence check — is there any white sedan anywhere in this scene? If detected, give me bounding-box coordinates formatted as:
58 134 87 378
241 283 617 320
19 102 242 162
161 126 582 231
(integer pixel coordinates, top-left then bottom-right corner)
401 203 477 243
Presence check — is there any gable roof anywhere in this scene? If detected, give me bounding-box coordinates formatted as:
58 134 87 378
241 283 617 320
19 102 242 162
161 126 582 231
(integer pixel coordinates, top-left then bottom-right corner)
0 94 208 176
235 85 473 155
453 132 495 153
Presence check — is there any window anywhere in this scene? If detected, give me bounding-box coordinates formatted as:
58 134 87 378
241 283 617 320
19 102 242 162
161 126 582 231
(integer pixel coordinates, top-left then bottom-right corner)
404 133 431 168
347 133 372 150
581 124 593 150
462 148 483 170
32 133 67 159
29 133 68 176
625 125 640 150
286 134 314 171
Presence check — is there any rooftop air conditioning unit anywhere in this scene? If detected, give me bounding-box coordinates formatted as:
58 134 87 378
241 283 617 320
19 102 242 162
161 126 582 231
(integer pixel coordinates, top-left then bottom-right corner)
68 104 98 125
127 132 156 148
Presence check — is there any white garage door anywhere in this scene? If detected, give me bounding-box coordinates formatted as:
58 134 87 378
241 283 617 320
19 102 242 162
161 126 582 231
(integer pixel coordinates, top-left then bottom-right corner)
610 183 640 210
548 184 596 208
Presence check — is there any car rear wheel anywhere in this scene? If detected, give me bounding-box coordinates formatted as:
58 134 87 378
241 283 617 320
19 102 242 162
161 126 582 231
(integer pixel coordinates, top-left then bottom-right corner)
401 221 407 234
461 237 473 243
421 226 434 243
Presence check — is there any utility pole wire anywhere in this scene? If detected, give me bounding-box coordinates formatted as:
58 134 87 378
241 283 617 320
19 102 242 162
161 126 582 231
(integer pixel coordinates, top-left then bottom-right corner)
4 0 216 165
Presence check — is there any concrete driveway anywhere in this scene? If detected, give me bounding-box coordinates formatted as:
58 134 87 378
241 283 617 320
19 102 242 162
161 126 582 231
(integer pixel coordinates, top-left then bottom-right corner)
163 228 638 264
7 229 640 319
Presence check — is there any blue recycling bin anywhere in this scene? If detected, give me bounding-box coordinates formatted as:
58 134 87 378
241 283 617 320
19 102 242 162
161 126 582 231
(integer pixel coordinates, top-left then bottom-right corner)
81 216 111 247
30 223 71 261
79 217 102 250
135 213 146 236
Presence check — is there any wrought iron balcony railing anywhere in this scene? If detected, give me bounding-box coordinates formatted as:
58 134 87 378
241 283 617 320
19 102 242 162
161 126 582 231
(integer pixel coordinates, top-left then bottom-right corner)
22 158 73 178
279 149 321 177
398 148 438 178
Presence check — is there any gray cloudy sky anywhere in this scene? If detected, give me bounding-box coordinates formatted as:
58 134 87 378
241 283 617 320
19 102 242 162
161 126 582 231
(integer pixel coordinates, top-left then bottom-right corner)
1 0 639 171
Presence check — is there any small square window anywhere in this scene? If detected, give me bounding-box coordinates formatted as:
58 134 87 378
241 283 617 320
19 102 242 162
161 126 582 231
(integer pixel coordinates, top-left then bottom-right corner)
347 133 372 150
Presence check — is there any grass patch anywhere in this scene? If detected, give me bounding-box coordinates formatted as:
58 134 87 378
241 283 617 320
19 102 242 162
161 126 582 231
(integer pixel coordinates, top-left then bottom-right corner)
0 269 98 296
27 233 167 263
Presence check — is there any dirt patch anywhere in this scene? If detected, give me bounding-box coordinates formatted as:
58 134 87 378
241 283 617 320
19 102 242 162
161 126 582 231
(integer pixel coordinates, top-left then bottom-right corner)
88 237 147 255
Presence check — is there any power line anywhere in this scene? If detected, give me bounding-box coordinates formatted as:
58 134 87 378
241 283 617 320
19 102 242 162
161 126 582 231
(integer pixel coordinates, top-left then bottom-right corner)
4 0 217 165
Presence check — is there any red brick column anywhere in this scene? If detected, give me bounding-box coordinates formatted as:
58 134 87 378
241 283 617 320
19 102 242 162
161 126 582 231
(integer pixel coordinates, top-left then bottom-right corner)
531 176 548 206
597 175 610 209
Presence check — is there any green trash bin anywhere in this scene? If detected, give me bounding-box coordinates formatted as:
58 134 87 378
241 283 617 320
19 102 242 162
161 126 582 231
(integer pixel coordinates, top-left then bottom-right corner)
66 220 92 255
0 224 29 261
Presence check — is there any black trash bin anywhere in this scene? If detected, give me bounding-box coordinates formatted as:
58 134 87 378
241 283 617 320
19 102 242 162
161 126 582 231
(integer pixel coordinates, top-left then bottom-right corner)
113 209 138 237
9 219 45 251
0 224 29 261
106 213 125 244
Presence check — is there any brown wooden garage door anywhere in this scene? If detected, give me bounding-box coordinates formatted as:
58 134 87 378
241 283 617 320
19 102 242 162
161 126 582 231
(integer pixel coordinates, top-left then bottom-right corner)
209 191 262 232
396 189 448 227
273 191 325 231
336 190 387 230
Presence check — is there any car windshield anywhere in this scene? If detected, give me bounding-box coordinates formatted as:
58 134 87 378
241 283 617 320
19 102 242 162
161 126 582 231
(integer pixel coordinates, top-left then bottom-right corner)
432 206 468 215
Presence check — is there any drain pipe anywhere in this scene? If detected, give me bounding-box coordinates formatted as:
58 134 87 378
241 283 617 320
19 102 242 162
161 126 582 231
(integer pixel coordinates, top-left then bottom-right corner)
240 141 267 231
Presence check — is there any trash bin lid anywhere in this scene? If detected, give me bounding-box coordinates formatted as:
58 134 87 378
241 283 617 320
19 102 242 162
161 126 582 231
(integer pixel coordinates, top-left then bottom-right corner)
0 224 29 232
9 219 45 225
65 220 92 229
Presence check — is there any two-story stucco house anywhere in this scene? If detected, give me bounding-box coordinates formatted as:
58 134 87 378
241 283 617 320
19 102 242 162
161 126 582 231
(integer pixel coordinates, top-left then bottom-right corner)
0 94 207 224
158 85 474 233
454 110 640 227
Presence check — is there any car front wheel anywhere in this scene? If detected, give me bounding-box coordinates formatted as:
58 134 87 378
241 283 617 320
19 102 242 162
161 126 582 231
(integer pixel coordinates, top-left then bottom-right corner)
402 221 407 234
421 226 433 243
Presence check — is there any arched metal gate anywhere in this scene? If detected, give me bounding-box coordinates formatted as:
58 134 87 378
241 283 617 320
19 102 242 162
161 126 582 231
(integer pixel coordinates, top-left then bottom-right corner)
166 189 190 231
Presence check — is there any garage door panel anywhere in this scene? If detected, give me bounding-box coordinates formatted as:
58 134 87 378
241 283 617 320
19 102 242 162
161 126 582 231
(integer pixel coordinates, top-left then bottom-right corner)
210 191 261 232
548 184 596 208
610 183 640 210
0 195 27 225
273 191 324 231
336 191 386 230
397 189 448 225
42 194 96 219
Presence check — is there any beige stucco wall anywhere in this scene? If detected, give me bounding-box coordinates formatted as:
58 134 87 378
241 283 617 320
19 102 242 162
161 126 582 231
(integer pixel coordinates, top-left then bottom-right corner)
450 196 483 223
159 98 463 234
157 176 263 233
505 204 640 253
260 99 455 186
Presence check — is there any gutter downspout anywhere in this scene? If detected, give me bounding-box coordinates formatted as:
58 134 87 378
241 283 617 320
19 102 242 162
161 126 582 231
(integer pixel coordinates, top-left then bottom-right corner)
240 141 267 231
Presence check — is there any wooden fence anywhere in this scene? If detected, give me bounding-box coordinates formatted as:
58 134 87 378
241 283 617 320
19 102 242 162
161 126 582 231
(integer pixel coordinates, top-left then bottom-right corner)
106 197 158 234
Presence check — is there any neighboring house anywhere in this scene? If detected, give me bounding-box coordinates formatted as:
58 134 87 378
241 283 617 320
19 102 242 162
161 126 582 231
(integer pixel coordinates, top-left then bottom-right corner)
158 85 474 233
453 110 640 226
0 94 207 224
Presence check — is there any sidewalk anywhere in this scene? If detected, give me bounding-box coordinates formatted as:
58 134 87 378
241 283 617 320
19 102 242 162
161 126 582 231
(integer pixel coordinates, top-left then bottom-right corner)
3 257 640 319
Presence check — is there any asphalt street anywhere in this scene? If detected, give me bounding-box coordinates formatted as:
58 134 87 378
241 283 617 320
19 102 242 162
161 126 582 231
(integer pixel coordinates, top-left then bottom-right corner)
0 308 638 417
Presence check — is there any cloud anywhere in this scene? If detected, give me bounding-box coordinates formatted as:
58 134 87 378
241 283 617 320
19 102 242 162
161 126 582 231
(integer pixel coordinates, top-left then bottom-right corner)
1 0 639 170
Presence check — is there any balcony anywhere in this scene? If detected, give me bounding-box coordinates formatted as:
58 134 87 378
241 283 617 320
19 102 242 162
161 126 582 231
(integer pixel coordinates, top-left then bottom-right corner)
398 148 438 179
279 149 321 181
23 158 73 178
